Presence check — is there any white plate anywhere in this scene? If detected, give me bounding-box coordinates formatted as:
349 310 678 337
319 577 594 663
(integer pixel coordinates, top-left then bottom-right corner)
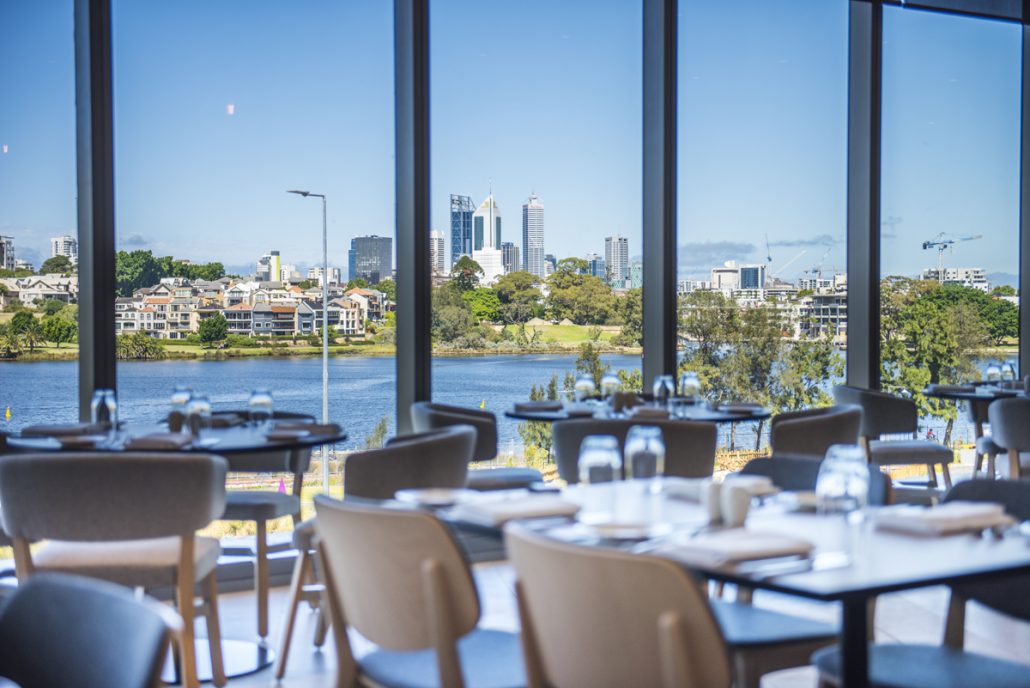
581 520 673 541
265 429 310 441
395 488 476 507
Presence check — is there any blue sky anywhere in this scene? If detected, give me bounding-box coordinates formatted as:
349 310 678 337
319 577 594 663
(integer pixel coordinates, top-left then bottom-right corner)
0 0 1021 285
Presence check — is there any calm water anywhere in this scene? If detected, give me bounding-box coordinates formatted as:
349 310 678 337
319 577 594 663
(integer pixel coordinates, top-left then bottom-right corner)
0 353 988 450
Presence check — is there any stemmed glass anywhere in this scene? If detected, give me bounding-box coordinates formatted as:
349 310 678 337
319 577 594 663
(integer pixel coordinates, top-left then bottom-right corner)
90 389 118 442
985 364 1002 385
574 374 596 402
600 373 621 413
1001 360 1017 383
248 388 274 428
185 394 212 437
168 386 192 433
652 375 675 410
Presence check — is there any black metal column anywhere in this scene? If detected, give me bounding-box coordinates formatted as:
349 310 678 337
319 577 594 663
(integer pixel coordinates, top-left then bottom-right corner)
394 0 432 434
642 0 679 387
74 0 117 420
846 0 883 390
1020 10 1030 376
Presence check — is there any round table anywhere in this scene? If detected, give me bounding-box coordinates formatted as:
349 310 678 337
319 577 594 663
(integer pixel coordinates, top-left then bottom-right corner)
922 386 1025 403
504 403 770 424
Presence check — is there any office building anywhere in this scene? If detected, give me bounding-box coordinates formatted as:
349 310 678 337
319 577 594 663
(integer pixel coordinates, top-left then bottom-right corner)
50 235 79 264
0 236 14 271
348 235 393 284
256 251 281 283
605 235 629 286
739 264 766 290
522 193 545 278
629 261 643 289
501 242 520 274
472 193 504 284
430 230 446 275
586 253 606 279
306 266 341 286
450 194 474 269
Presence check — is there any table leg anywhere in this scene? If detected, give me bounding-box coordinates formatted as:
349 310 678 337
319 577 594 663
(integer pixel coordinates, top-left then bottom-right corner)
840 596 869 688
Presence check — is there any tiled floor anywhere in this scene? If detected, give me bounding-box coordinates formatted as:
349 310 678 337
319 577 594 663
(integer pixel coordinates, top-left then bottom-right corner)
215 560 1030 687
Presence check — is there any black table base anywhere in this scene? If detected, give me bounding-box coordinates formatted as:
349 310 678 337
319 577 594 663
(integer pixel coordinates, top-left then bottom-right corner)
162 639 274 684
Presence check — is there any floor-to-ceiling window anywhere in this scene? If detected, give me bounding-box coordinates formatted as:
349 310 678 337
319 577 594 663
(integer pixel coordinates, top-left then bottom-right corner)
879 5 1021 444
677 0 848 455
0 1 79 431
428 0 643 468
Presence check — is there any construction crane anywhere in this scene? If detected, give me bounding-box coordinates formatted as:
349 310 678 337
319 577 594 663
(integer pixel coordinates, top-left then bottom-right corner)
771 249 807 280
764 234 772 264
803 246 834 280
921 233 983 284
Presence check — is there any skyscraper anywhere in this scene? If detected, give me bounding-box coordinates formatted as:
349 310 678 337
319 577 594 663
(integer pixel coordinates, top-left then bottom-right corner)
256 250 281 282
501 242 520 274
586 252 606 279
0 236 14 272
50 235 78 264
449 194 474 269
430 230 446 275
472 193 504 284
522 193 545 278
348 235 393 284
605 235 629 286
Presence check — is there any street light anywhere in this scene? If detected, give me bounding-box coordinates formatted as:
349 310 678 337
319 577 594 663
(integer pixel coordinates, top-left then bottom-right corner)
287 189 330 494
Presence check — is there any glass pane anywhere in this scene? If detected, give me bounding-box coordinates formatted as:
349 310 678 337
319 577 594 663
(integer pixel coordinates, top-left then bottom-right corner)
0 1 78 430
111 1 396 528
880 6 1021 447
677 0 848 459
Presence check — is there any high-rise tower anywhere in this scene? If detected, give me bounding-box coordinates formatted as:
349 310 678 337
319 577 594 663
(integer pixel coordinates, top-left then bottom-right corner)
472 192 504 284
429 230 446 275
605 235 629 287
449 194 474 269
522 193 545 278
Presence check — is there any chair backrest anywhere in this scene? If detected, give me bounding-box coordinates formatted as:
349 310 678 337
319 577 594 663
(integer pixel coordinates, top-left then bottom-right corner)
0 572 179 688
832 385 917 438
552 418 717 484
769 406 862 460
0 453 227 542
343 426 475 500
945 480 1030 622
314 496 480 651
740 456 892 506
987 397 1030 451
506 524 732 688
410 401 497 462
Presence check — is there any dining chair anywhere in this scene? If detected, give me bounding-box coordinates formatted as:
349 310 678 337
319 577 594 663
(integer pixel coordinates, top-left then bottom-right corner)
986 397 1030 480
314 496 526 688
551 417 717 483
740 456 893 506
410 401 543 490
506 523 837 688
832 385 954 494
274 425 476 680
812 479 1030 688
966 398 1001 478
0 572 181 688
768 406 862 460
0 452 228 688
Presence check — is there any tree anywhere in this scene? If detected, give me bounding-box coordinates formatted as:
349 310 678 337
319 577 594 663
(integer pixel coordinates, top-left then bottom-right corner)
575 342 610 389
345 278 369 290
41 315 76 348
363 415 390 449
433 305 475 343
18 318 44 353
9 311 36 335
39 255 74 274
462 288 501 322
451 256 484 292
115 250 162 297
992 284 1016 297
612 288 642 346
376 278 397 301
492 271 541 324
546 260 615 324
198 313 228 346
116 332 165 360
40 299 66 316
679 290 736 369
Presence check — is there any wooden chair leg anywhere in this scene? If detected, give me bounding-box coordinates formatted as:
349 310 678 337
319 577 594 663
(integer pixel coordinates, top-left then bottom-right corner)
204 573 227 687
256 519 269 639
927 464 938 488
940 463 952 489
176 539 199 688
1008 449 1022 480
275 548 311 679
313 606 330 648
987 454 997 479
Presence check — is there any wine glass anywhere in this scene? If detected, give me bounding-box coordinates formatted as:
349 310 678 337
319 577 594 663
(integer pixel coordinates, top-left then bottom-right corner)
573 374 596 402
652 375 675 409
1001 360 1016 383
600 373 621 400
91 389 118 442
679 371 702 402
624 425 665 484
248 388 274 428
185 394 212 437
816 444 869 518
170 386 192 413
985 364 1002 384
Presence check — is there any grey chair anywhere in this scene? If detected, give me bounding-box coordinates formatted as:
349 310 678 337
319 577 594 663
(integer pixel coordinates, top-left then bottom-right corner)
966 398 1002 478
740 456 892 506
987 397 1030 480
274 425 476 680
552 417 717 484
0 572 181 688
832 385 954 493
411 401 543 490
0 452 229 688
314 496 526 688
812 479 1030 688
768 406 862 460
507 523 838 688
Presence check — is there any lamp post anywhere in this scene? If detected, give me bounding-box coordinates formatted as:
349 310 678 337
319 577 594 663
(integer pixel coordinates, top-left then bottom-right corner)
287 189 330 494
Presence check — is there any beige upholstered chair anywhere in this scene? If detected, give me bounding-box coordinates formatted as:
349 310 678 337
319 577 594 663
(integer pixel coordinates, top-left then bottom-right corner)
314 496 525 688
769 405 862 460
507 523 838 688
552 417 717 483
987 397 1030 480
274 425 476 679
0 452 229 688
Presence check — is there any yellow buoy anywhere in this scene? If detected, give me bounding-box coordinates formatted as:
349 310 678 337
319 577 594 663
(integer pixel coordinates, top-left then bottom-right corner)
4 406 9 421
480 400 485 409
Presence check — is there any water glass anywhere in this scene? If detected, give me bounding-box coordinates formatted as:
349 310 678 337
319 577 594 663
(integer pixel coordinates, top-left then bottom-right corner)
600 373 621 401
185 394 212 437
170 386 192 413
624 425 665 482
248 388 274 427
578 435 622 485
90 389 118 438
1001 360 1017 382
816 444 869 518
679 371 702 401
574 374 596 402
652 375 675 409
985 364 1002 384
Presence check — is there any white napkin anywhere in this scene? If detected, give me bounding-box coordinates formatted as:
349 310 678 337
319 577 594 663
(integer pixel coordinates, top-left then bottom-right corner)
631 407 670 419
658 529 814 567
124 432 193 450
926 384 975 394
872 501 1014 535
661 477 710 502
723 474 777 496
451 493 580 527
514 400 563 412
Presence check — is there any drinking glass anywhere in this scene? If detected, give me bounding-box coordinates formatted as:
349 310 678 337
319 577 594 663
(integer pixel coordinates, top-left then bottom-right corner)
90 389 118 431
248 388 274 427
985 364 1002 384
624 425 665 483
1001 360 1017 382
573 374 596 402
185 394 212 437
170 386 192 413
679 371 702 402
600 373 621 400
578 435 622 485
652 375 675 409
816 444 869 518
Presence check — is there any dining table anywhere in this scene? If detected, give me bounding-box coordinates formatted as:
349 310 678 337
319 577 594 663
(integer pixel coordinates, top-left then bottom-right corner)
922 384 1025 404
504 400 771 424
435 480 1030 688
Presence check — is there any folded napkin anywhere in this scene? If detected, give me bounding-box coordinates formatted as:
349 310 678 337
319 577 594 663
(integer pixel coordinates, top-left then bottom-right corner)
872 501 1014 536
564 404 597 418
718 402 764 414
611 392 644 413
723 474 776 496
123 432 193 450
514 400 563 412
21 422 103 437
451 493 580 527
925 384 975 394
658 529 814 568
208 413 244 428
630 406 669 419
661 477 710 502
273 420 315 430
